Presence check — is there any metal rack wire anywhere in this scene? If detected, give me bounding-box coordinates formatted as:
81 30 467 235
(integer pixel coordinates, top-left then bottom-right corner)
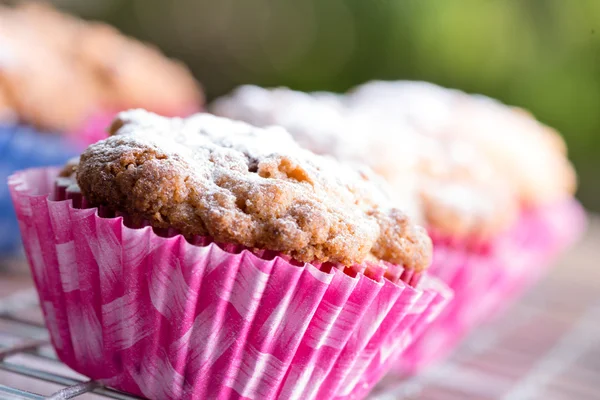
0 289 139 399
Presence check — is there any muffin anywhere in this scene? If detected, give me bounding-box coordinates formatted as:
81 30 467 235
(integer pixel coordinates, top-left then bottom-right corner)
0 2 203 255
211 82 585 373
211 85 521 240
0 2 202 134
9 110 452 399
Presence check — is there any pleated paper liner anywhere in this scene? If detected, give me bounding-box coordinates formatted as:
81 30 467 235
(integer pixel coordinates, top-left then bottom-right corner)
393 198 586 376
9 167 452 400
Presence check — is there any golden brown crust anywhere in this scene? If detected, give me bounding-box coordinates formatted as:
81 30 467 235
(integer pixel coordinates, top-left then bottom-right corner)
0 2 202 132
368 209 432 272
74 110 432 270
58 157 80 178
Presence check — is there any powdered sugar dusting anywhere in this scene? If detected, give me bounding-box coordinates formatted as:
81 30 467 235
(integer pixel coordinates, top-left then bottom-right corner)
73 110 432 270
104 109 395 208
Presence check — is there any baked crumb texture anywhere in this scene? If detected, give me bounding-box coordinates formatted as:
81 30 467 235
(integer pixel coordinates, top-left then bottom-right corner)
211 83 577 239
70 110 432 270
0 3 202 132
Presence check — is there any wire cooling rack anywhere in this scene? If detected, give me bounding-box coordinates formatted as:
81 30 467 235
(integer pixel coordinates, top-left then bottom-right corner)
0 287 140 400
0 216 598 400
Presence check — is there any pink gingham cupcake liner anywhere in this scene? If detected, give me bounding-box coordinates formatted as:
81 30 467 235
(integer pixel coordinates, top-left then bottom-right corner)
10 167 452 400
394 199 586 375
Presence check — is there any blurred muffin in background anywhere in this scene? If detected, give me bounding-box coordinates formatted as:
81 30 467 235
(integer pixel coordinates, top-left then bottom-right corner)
346 80 577 213
211 81 585 373
212 84 524 241
0 1 203 134
0 2 204 259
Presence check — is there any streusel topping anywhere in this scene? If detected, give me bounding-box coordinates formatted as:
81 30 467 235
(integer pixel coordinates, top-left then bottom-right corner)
73 110 432 270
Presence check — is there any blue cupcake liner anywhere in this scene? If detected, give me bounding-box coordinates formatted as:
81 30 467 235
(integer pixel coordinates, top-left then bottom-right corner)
0 124 80 255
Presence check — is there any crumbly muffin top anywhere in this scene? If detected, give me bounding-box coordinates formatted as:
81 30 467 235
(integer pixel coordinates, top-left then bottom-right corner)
71 110 432 270
212 83 576 238
211 85 427 223
0 3 202 132
348 81 577 207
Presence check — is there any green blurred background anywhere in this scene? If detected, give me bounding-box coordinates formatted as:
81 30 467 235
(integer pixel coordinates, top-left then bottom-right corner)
55 0 600 211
